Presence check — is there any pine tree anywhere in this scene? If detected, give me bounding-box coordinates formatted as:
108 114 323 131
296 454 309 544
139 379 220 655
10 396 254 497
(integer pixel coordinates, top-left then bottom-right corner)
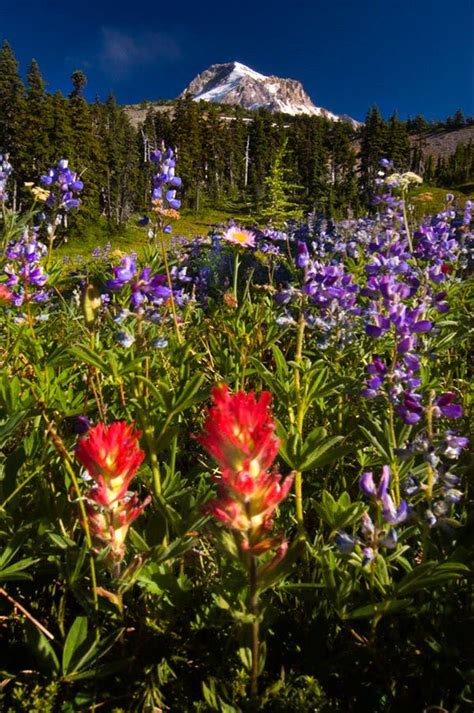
386 113 410 169
24 59 52 173
172 96 204 210
259 139 303 227
100 94 140 225
50 91 74 161
359 106 388 203
69 70 87 99
67 71 101 226
0 40 26 207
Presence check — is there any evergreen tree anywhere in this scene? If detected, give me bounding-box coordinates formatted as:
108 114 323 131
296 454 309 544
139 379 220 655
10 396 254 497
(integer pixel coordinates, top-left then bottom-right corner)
25 59 52 172
386 113 410 169
69 70 87 99
259 139 303 227
100 94 140 225
68 71 101 225
50 91 74 162
0 40 26 206
359 106 388 202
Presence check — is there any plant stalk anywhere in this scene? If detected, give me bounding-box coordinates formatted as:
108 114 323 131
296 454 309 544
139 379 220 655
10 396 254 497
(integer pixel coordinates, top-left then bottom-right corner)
249 555 260 706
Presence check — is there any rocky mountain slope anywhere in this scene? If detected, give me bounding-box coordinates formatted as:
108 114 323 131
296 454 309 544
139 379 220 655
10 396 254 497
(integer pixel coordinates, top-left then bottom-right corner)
410 124 474 159
180 61 359 125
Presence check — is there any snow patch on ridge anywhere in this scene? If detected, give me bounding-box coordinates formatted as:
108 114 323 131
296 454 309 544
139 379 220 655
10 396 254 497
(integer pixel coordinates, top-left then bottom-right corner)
180 61 359 126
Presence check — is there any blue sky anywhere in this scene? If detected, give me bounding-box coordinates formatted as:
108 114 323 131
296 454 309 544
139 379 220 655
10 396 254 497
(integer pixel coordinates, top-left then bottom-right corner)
1 0 473 122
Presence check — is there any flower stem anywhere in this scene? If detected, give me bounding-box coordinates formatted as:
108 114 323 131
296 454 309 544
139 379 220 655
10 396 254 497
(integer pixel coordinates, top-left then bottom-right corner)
294 311 306 529
158 227 182 345
402 193 414 254
249 555 260 706
41 414 99 619
46 228 56 270
233 249 240 303
294 471 304 527
387 399 400 506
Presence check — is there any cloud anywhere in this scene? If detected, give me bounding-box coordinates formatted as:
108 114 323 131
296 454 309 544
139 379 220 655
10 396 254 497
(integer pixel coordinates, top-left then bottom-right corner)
99 27 182 78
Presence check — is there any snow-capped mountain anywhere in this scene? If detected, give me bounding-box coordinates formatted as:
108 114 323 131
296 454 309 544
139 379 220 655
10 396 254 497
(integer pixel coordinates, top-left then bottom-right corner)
180 62 359 125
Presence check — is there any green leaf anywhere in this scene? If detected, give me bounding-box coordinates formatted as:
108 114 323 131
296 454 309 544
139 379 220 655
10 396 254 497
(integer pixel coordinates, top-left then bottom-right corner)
66 659 128 682
396 562 470 596
257 537 305 592
171 373 206 414
64 628 124 680
359 425 391 461
0 557 38 582
62 616 88 675
68 345 108 372
25 625 60 674
298 435 344 472
343 598 412 620
2 446 26 499
0 412 28 446
237 646 252 671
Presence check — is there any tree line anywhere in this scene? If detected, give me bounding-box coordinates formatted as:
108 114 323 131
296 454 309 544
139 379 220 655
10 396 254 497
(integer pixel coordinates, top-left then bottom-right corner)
0 40 472 234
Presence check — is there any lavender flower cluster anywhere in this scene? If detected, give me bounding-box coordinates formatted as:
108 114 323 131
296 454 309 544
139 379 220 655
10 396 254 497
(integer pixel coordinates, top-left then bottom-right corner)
106 254 192 347
397 430 468 529
40 159 83 212
336 466 408 564
3 227 49 308
274 240 361 348
140 144 182 238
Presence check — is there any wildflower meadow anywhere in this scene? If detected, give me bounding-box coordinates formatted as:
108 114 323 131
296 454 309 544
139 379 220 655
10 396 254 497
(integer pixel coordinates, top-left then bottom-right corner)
0 147 472 712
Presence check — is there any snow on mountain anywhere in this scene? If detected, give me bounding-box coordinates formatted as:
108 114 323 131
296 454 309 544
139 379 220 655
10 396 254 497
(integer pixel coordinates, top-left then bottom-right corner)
180 62 359 125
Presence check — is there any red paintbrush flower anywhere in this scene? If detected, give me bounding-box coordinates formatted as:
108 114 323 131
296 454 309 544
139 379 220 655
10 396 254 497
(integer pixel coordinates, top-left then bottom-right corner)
76 421 145 506
85 493 151 562
0 284 13 305
200 385 293 560
206 470 294 533
198 384 280 478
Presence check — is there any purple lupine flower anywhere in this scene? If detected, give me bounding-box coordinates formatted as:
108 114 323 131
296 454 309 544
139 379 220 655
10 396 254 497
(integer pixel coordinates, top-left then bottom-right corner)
335 531 357 554
379 528 398 548
147 143 182 235
381 493 408 525
116 331 135 348
274 288 296 306
443 488 463 504
296 241 310 268
397 391 424 424
442 432 469 459
106 253 192 319
433 393 463 420
151 337 168 349
403 475 420 496
361 547 375 565
40 159 83 212
359 465 390 498
74 416 92 435
2 228 49 308
365 313 390 338
361 512 375 538
106 256 137 290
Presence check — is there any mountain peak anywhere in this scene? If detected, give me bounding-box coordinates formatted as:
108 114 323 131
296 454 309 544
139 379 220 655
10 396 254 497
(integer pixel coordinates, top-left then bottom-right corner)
180 62 359 125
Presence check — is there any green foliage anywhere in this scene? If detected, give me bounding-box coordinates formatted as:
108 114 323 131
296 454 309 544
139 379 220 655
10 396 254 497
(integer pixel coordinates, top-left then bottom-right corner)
0 40 472 712
259 140 303 227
